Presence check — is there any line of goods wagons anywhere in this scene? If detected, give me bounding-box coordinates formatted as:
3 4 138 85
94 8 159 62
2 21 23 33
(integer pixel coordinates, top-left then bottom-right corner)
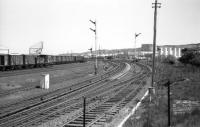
0 54 85 71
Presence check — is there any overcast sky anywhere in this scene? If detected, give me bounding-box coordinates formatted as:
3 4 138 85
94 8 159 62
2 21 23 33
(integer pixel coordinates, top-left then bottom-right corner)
0 0 199 54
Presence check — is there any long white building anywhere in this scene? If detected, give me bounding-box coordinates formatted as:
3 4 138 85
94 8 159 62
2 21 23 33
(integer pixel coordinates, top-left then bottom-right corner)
158 46 182 58
141 43 200 58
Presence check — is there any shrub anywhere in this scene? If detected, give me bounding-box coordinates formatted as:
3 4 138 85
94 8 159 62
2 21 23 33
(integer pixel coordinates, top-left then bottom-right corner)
190 55 200 66
162 55 176 65
178 48 200 67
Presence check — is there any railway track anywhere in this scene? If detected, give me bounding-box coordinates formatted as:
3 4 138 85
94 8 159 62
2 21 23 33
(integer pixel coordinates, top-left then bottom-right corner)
0 61 150 127
0 61 126 127
0 61 115 97
63 63 150 127
19 64 144 127
0 63 94 97
0 61 118 109
0 61 120 109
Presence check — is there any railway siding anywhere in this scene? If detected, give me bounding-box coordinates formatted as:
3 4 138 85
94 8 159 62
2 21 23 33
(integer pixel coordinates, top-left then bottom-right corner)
109 63 131 80
35 62 150 127
0 62 107 105
0 61 151 127
0 61 124 127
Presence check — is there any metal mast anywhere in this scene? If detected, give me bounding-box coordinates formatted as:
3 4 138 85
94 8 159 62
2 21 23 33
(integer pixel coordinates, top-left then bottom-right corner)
135 33 141 59
90 19 97 75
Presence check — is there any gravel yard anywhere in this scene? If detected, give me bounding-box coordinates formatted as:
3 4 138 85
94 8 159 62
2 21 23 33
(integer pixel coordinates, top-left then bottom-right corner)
0 61 106 106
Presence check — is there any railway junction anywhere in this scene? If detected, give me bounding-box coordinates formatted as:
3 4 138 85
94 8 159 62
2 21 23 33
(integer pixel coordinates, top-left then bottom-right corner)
0 60 151 127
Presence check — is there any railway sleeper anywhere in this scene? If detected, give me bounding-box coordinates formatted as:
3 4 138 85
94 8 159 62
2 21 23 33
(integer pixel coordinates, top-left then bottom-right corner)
64 65 149 127
88 91 143 126
5 62 143 127
65 123 83 127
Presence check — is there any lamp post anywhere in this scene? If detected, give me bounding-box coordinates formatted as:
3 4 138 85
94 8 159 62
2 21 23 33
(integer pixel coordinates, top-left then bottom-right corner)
135 33 141 59
89 19 97 75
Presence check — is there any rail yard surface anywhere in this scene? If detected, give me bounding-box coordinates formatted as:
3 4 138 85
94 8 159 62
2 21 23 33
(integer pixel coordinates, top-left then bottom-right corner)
0 61 105 105
0 60 151 127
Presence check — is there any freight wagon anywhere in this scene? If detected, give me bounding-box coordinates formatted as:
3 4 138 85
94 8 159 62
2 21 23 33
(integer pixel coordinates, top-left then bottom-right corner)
0 54 85 71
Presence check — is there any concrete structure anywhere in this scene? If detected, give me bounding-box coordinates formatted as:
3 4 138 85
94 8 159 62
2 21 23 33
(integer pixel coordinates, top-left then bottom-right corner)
141 44 153 52
158 46 182 58
0 45 9 54
41 74 49 89
141 43 200 58
140 44 153 57
157 43 200 58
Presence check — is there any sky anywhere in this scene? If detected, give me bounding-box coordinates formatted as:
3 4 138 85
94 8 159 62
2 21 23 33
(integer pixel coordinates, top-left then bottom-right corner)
0 0 199 54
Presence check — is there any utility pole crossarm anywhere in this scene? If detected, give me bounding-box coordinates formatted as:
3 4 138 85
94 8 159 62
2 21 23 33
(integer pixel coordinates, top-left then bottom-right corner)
152 3 161 8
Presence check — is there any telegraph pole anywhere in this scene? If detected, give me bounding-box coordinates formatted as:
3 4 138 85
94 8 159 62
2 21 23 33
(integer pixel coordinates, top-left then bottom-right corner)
147 1 161 127
151 0 161 88
89 19 98 75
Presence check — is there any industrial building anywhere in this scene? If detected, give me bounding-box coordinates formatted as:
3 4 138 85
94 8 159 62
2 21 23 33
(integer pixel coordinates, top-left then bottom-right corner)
141 43 200 58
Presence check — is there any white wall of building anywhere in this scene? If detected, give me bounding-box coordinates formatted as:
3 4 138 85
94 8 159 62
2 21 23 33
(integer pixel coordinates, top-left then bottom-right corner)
158 46 182 58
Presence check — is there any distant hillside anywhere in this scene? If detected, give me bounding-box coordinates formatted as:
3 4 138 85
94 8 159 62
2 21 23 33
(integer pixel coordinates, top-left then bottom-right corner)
61 48 141 56
158 43 200 48
60 43 200 56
